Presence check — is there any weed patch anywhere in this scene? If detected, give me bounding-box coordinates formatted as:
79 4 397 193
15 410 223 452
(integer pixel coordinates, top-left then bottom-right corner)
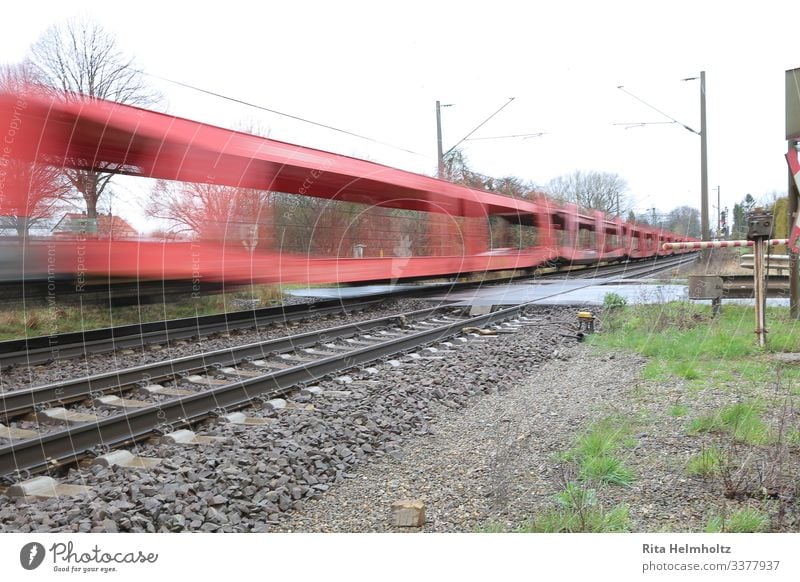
686 446 723 477
705 507 770 533
567 418 635 486
519 483 630 533
689 402 770 445
669 404 689 417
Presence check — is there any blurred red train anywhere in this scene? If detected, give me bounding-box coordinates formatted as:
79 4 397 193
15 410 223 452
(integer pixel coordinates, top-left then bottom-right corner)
0 88 696 301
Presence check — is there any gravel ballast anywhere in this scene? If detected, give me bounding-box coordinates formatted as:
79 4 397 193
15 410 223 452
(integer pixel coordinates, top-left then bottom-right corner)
0 307 577 532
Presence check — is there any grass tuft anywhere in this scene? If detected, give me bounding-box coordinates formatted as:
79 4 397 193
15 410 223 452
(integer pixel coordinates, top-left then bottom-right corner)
568 418 635 486
686 446 723 477
705 507 770 533
579 455 634 485
689 402 770 445
669 404 689 417
720 403 770 445
519 483 630 533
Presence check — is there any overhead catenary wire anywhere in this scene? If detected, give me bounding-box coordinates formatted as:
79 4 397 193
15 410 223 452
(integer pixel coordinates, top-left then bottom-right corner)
616 85 700 135
612 121 677 130
466 132 546 140
443 97 517 156
140 70 427 157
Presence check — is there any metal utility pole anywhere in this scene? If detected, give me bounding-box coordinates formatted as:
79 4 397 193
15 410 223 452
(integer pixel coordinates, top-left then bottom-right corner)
436 100 444 178
786 68 800 318
617 75 708 248
437 98 514 179
716 185 721 238
790 152 799 318
700 71 710 249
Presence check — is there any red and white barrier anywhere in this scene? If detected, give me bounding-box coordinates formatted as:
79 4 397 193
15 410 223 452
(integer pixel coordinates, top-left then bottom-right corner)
785 147 800 253
662 239 789 250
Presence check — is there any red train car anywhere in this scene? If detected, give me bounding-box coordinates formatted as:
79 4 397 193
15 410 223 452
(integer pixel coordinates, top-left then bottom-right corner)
0 88 696 296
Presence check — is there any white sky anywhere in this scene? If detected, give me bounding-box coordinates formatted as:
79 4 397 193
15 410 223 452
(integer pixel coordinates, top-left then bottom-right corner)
3 0 800 232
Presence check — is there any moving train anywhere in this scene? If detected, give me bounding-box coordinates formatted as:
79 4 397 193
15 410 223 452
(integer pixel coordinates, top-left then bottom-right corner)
0 88 696 302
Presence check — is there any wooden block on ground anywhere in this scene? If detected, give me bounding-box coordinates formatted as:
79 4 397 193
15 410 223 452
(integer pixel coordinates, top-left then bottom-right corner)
392 499 426 527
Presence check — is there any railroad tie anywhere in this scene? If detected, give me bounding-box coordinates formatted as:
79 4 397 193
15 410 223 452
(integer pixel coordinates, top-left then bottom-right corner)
160 429 229 446
0 423 39 441
139 384 194 397
6 476 91 499
216 412 274 426
92 450 162 469
33 408 99 425
95 395 149 409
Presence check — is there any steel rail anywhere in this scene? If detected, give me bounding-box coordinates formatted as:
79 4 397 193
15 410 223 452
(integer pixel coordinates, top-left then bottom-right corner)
0 306 446 418
0 297 383 368
0 305 519 477
0 255 692 369
552 254 696 280
1 255 693 412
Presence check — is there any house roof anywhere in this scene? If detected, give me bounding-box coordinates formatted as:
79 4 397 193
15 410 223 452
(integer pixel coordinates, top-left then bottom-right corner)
52 213 138 237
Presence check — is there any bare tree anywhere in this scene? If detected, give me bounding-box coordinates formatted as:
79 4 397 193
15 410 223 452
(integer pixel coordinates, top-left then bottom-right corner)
663 205 701 238
25 18 157 219
544 170 630 215
0 64 72 238
146 180 271 246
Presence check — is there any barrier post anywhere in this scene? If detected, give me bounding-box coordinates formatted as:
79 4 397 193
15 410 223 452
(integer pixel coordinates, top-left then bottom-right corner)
747 209 773 348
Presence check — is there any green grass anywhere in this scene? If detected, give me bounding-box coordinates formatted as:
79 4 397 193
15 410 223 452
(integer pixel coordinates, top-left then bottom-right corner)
579 455 634 485
567 417 635 486
705 507 770 533
518 483 630 533
572 417 635 458
590 303 800 389
688 402 770 445
603 292 627 310
720 403 770 444
686 446 723 477
669 404 689 417
688 414 722 434
0 284 286 340
788 429 800 445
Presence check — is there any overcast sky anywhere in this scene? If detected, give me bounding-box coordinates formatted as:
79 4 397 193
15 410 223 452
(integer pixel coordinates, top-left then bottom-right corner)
3 1 800 232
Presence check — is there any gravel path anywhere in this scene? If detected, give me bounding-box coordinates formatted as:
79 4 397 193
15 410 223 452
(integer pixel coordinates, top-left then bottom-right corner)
275 345 642 532
278 346 800 533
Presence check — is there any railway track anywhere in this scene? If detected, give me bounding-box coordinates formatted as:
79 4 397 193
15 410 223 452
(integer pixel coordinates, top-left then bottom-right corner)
0 304 533 479
0 254 695 369
0 296 383 368
0 253 694 483
560 253 695 280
